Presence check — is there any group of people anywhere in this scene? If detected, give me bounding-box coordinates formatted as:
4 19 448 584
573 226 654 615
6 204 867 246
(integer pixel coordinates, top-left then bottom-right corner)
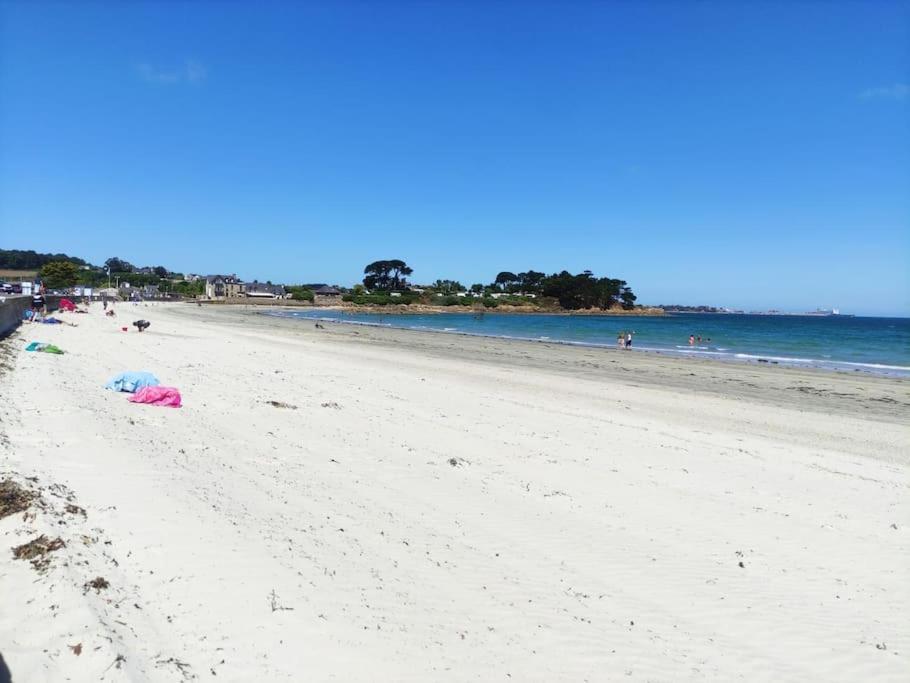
27 289 100 324
616 331 634 350
26 291 79 326
688 334 711 345
25 291 152 336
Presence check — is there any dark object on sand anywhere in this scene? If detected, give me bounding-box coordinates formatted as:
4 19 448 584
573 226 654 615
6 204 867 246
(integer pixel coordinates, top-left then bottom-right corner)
0 479 36 519
84 576 110 593
267 400 298 410
133 320 151 332
13 534 65 571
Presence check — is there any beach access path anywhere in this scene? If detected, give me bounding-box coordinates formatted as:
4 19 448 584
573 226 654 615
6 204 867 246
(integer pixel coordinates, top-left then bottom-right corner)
1 302 907 682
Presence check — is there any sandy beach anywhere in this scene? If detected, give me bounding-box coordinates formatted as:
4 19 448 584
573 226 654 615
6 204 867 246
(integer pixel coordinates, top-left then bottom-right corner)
1 302 908 682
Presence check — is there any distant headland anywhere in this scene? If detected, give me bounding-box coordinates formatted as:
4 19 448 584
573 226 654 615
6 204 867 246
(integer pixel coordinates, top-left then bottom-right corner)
659 304 853 317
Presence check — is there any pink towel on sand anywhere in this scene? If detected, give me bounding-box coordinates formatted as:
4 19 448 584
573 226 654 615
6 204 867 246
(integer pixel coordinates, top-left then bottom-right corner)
127 385 182 408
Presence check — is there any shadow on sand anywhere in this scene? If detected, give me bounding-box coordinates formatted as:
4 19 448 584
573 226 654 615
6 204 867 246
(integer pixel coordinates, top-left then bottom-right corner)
0 652 11 683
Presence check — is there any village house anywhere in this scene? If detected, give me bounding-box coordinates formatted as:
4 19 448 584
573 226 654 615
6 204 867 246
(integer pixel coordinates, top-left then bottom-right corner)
245 281 285 299
205 275 245 299
313 285 342 304
488 292 537 299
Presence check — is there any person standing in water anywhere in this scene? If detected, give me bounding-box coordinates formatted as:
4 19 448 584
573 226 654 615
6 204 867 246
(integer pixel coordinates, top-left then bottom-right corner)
617 332 625 349
625 331 633 349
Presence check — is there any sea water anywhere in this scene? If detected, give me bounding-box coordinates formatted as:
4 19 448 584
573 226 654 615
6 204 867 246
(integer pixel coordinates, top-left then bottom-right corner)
265 310 910 377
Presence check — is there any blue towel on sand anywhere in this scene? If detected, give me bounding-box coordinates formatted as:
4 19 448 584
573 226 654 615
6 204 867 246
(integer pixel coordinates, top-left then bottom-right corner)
104 371 160 393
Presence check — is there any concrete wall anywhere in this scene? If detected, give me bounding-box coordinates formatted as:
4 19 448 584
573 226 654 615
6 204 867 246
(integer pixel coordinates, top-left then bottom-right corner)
0 295 63 339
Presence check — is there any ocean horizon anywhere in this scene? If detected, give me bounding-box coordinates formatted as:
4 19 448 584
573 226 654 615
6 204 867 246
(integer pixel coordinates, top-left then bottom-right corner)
264 309 910 377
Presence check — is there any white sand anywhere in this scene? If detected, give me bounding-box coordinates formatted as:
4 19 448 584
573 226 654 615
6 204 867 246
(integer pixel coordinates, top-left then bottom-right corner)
1 303 908 681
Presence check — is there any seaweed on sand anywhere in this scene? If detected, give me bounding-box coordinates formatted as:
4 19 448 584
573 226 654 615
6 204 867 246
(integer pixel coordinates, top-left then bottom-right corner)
12 534 65 572
0 479 36 519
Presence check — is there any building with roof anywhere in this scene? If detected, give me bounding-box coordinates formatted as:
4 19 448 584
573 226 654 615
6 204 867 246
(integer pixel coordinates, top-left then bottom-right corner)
313 285 342 304
245 281 285 299
205 275 245 299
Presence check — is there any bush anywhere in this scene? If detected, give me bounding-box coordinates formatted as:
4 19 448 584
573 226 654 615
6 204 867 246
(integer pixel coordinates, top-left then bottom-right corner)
287 287 314 301
482 298 498 308
171 280 205 297
342 293 419 306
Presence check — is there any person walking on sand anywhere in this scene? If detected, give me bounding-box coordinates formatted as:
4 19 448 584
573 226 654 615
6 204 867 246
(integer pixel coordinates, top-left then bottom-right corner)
625 331 633 349
617 332 625 349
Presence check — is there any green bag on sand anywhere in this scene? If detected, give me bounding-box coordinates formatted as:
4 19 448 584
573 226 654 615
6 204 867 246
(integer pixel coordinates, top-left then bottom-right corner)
39 344 65 355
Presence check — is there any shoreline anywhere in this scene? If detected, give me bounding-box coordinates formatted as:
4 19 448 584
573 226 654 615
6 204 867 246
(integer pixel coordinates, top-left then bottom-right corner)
194 304 909 423
260 306 910 378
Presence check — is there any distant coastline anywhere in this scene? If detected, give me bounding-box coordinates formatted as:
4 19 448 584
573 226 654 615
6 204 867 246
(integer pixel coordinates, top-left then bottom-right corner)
210 299 667 316
330 304 666 316
667 310 855 318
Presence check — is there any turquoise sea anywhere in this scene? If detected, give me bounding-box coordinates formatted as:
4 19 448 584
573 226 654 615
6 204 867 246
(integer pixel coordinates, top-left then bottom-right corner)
265 310 910 377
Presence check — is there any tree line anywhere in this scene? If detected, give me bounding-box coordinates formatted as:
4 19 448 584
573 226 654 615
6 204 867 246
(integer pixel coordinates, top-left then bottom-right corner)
6 249 639 310
491 270 636 310
0 249 191 291
0 249 91 270
362 260 638 310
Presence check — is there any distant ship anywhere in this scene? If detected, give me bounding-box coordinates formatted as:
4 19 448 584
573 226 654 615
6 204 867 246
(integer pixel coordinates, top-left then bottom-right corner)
804 308 853 317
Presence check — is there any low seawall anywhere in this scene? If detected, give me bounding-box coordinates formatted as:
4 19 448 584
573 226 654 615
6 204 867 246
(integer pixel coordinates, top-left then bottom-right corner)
0 295 62 339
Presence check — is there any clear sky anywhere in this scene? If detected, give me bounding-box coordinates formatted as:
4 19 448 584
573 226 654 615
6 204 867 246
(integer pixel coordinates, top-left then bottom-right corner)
1 1 908 315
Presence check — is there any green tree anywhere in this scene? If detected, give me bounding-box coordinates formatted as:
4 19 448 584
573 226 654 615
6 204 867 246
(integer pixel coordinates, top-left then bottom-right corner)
494 271 519 292
470 283 483 294
39 260 79 289
363 259 413 291
432 279 465 294
105 257 134 273
517 270 546 294
619 283 637 310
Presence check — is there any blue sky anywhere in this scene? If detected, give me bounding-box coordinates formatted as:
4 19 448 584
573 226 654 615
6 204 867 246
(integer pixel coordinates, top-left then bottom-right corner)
1 1 908 315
